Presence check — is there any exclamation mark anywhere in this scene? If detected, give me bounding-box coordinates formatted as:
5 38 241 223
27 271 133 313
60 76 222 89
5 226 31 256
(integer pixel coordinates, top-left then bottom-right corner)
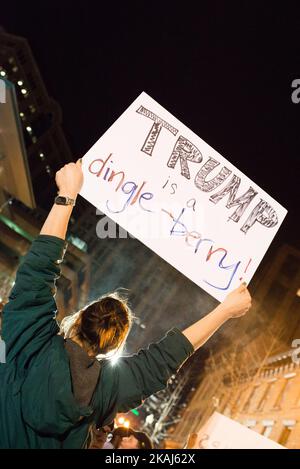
239 258 252 282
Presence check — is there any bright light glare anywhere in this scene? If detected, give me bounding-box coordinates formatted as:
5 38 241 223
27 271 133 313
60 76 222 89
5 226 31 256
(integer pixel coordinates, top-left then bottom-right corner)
106 347 124 366
110 353 121 366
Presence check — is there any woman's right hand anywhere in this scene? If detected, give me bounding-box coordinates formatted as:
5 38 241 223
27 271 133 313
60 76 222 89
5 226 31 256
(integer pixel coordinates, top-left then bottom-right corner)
221 283 252 319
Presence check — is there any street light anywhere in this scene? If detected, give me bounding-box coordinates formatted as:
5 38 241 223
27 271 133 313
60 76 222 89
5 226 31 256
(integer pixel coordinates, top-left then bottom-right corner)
117 416 125 425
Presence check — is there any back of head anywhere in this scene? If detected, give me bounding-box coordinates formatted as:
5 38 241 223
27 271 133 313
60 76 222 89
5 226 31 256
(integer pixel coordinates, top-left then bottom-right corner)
112 426 153 449
60 290 132 358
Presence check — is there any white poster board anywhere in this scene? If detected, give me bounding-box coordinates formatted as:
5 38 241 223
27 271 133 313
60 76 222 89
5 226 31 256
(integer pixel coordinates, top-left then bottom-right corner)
195 412 284 449
80 92 287 301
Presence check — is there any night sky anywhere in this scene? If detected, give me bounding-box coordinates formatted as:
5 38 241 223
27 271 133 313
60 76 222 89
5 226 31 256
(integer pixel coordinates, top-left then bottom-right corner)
2 1 300 246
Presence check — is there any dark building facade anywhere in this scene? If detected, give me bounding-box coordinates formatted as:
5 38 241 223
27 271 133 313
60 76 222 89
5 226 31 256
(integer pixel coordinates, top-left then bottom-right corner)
0 30 90 319
0 29 73 210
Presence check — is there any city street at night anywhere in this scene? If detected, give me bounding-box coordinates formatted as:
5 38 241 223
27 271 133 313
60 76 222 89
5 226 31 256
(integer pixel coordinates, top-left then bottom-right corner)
0 1 300 460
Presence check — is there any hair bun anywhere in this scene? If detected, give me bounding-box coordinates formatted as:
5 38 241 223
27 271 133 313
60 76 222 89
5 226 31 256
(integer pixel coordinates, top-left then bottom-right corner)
68 292 132 357
100 310 117 323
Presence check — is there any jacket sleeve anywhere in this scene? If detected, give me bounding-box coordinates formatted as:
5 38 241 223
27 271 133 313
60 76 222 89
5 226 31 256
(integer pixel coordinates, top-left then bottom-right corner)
2 235 67 362
114 328 194 413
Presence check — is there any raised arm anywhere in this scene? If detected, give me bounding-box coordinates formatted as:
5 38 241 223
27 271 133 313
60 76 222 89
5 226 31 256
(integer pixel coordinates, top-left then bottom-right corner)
2 162 83 364
182 283 252 350
100 284 251 422
40 160 83 239
104 328 195 416
101 284 251 419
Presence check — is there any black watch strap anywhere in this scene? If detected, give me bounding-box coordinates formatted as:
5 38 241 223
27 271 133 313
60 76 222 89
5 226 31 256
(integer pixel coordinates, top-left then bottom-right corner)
55 195 76 206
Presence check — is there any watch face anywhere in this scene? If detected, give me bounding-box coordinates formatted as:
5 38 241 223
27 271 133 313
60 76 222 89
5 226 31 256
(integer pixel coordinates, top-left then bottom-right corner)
55 196 68 205
55 195 75 205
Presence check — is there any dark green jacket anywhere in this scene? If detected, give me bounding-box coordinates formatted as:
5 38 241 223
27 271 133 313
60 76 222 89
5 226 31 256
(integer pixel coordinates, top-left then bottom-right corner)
0 235 194 449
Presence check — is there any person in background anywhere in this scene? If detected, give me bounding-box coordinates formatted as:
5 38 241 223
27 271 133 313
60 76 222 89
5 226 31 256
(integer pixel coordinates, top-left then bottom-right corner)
88 421 115 449
109 426 153 449
0 161 252 449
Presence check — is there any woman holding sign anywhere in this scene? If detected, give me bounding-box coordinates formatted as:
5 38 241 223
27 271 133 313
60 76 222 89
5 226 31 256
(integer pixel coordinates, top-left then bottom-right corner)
0 161 251 449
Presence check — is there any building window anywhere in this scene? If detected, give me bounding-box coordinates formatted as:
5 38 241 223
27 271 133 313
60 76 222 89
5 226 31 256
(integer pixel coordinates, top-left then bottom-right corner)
256 381 275 412
262 425 273 439
242 384 260 413
232 387 247 410
278 424 295 446
245 419 256 429
273 376 295 410
273 380 288 409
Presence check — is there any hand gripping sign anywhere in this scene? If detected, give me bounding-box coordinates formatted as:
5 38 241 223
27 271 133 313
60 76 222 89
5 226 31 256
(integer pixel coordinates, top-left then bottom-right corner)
80 92 287 301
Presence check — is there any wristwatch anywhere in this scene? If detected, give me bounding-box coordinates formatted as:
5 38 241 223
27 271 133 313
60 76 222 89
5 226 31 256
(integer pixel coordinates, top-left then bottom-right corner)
54 195 76 206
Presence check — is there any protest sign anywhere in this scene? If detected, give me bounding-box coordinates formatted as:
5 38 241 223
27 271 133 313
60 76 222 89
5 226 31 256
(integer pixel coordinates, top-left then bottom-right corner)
80 92 287 301
194 412 284 449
